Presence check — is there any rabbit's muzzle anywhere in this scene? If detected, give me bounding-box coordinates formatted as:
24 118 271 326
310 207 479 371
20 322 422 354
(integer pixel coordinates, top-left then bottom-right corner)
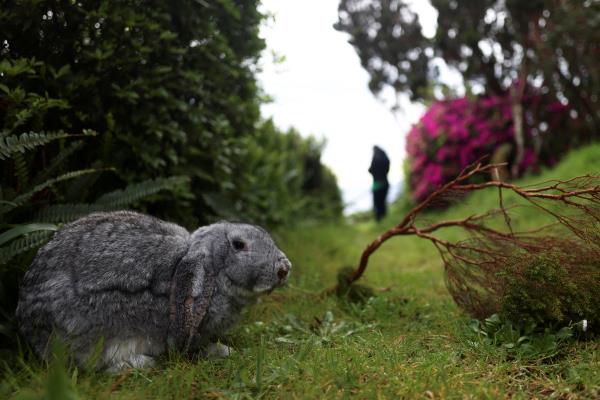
276 257 292 283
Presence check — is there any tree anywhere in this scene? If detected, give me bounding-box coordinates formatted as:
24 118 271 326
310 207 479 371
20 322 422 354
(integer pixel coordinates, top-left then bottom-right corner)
335 0 600 137
335 0 432 100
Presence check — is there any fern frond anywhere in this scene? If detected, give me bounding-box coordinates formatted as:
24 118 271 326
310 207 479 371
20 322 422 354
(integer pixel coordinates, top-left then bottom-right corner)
0 230 54 265
94 176 189 208
35 203 112 223
64 166 112 202
0 223 58 246
0 131 70 160
0 130 97 160
35 177 189 222
32 141 83 185
0 169 102 216
13 152 29 187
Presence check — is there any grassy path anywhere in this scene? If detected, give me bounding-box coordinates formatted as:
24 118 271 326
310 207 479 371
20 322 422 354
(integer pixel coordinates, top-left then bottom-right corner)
2 145 599 399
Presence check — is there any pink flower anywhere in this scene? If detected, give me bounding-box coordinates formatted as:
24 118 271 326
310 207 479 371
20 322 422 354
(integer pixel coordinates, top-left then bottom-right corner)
424 164 444 186
436 146 453 161
520 148 536 170
405 89 569 203
548 102 567 113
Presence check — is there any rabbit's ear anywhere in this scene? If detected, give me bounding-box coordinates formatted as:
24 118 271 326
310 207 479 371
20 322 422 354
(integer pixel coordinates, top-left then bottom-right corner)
168 251 216 352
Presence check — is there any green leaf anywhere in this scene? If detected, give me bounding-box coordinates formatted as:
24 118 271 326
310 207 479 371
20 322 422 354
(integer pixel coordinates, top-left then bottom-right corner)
555 327 573 340
0 223 58 246
0 230 54 265
0 131 70 160
35 203 111 223
32 141 84 185
0 130 97 160
13 152 29 187
0 169 103 216
54 64 71 79
94 176 189 208
159 31 177 40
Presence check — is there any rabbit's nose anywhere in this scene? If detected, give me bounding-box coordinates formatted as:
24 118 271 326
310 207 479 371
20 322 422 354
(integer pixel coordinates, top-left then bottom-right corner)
277 266 289 280
277 256 291 280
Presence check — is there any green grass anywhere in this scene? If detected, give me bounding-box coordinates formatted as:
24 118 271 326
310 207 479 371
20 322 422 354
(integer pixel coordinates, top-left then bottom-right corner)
2 144 600 399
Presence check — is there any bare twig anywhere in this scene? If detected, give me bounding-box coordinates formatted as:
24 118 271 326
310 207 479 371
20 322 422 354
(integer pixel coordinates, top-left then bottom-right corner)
342 161 600 293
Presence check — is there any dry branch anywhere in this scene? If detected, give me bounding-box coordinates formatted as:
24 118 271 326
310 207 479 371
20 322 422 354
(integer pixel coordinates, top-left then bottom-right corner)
342 160 600 324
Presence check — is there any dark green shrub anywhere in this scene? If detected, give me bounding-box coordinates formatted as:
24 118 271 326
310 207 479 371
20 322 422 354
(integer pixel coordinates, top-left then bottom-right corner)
446 229 600 332
498 242 600 329
210 120 343 227
0 0 265 224
0 1 342 226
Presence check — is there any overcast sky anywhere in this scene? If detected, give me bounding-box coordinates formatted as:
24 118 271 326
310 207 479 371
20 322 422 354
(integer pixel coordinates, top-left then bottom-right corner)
257 0 438 213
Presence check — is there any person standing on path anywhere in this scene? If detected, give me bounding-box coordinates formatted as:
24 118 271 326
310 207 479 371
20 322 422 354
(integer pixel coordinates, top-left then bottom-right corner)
368 146 390 221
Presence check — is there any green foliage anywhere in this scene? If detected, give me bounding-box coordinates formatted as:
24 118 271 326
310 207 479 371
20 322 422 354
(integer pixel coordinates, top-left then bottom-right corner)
34 177 190 224
0 0 267 223
335 0 431 100
94 176 190 209
212 120 343 227
0 131 77 160
0 223 57 247
1 168 103 217
498 247 600 329
535 0 600 140
45 341 80 400
0 173 189 266
0 231 55 266
468 313 576 359
246 311 375 347
1 2 342 226
0 60 190 265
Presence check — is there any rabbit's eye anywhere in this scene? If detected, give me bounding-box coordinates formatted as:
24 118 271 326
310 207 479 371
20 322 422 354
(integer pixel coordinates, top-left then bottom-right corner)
232 239 247 251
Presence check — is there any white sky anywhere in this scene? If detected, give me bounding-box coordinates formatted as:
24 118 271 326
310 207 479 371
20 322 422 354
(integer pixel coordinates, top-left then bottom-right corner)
257 0 437 213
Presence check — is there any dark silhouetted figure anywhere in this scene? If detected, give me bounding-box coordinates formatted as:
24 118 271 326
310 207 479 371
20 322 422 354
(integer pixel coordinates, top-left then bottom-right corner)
369 146 390 221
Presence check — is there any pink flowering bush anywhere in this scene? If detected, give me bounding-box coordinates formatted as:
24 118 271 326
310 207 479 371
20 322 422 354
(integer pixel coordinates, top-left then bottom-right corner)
406 93 569 203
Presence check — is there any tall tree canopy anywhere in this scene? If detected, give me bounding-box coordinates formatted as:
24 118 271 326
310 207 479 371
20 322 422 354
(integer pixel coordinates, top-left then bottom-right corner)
335 0 600 134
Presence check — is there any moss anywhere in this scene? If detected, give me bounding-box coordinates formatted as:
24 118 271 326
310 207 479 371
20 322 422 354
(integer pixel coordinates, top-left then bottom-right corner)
498 247 600 329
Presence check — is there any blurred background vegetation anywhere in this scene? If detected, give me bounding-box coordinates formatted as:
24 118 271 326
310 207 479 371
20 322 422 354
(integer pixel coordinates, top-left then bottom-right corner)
336 0 599 200
1 0 343 229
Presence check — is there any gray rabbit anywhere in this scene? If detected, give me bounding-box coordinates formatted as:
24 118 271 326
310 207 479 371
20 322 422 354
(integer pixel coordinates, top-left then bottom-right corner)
16 211 291 371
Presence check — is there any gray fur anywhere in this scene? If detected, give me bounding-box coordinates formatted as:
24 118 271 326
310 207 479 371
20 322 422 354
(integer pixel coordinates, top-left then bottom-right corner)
15 211 291 371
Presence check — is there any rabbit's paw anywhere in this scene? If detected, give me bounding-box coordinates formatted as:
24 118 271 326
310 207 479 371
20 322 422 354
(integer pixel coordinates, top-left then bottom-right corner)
206 342 233 358
106 354 156 373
